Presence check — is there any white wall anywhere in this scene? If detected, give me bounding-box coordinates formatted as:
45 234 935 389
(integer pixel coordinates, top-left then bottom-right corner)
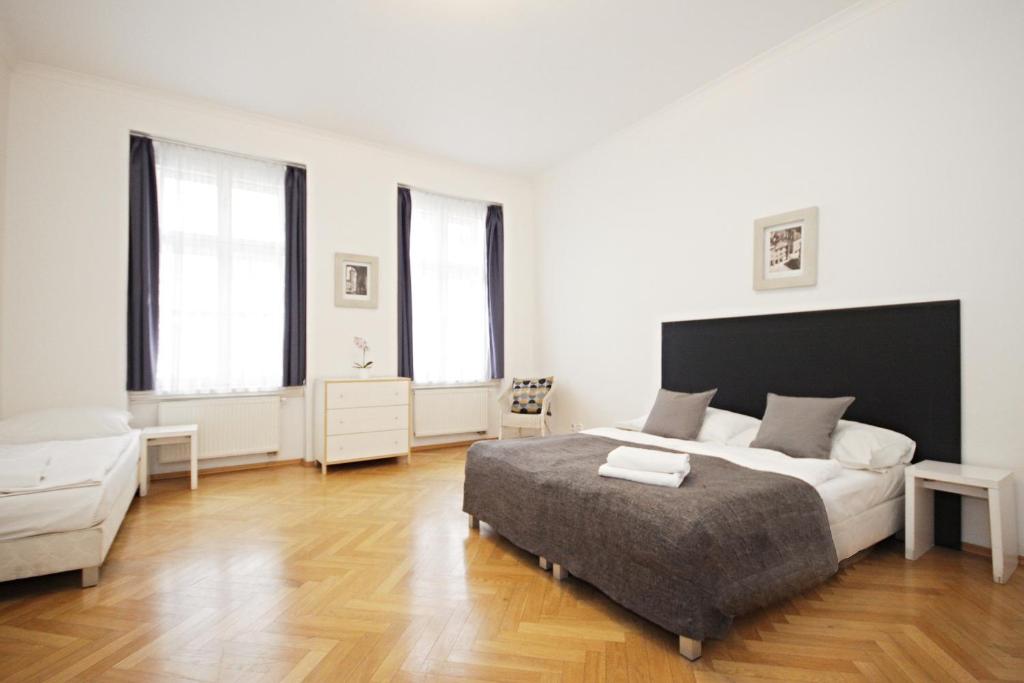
536 0 1024 548
0 28 11 403
0 65 538 468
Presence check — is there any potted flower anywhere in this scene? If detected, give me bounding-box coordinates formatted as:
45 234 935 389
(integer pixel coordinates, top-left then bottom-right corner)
353 337 373 379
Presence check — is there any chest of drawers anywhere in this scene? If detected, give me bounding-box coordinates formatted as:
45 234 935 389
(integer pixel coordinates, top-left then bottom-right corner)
314 378 411 473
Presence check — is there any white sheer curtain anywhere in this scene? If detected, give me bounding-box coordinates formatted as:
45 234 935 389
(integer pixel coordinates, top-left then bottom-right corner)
410 189 490 384
154 141 286 394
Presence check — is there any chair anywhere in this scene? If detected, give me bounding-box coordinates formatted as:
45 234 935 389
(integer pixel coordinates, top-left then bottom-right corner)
497 377 556 439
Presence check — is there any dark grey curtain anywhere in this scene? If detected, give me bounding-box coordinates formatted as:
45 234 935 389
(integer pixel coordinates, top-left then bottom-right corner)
127 135 160 391
397 187 414 379
485 205 504 379
283 166 307 387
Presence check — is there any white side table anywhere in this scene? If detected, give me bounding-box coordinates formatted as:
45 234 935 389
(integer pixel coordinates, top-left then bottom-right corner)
140 424 200 495
905 460 1018 584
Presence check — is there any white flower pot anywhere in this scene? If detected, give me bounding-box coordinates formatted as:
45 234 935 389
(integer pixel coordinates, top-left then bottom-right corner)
358 368 371 379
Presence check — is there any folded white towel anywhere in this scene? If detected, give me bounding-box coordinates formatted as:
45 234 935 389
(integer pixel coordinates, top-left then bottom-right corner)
607 446 691 474
0 453 50 492
598 463 686 488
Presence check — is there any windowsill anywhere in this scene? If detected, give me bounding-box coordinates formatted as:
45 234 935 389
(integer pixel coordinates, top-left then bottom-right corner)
128 386 305 404
411 380 501 391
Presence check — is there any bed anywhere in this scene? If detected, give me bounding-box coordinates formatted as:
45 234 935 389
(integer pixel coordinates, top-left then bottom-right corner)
463 300 961 660
587 426 907 563
0 415 143 588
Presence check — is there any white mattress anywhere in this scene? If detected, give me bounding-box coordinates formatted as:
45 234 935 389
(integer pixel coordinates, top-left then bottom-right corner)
584 428 905 560
817 464 905 528
0 431 140 541
822 465 905 560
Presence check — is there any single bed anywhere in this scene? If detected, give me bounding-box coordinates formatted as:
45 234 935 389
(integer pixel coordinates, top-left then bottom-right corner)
463 301 961 660
0 429 142 587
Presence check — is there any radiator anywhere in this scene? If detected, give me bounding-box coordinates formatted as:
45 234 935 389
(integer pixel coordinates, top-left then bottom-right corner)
413 386 490 437
157 396 281 462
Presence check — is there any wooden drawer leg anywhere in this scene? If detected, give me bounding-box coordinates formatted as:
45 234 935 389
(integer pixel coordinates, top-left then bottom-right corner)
552 563 569 580
539 556 550 571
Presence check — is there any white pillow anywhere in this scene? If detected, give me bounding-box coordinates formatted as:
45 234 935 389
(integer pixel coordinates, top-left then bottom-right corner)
0 407 133 444
726 426 759 448
614 415 648 431
697 408 761 443
830 420 916 470
616 408 759 443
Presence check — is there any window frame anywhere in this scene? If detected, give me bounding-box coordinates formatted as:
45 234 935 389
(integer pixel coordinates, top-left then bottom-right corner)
151 139 289 396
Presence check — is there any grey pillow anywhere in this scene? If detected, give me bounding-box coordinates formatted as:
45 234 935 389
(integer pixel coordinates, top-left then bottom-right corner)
750 393 855 459
642 388 717 440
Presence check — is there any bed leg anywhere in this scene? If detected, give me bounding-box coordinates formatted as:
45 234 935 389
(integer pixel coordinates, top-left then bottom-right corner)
81 566 99 588
552 563 569 581
678 636 702 661
539 556 551 571
468 514 479 530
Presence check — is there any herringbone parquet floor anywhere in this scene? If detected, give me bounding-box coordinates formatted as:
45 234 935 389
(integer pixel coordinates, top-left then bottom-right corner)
1 445 1022 682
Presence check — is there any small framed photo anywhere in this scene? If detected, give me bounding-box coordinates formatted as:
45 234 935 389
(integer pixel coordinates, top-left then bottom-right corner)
335 253 379 308
753 207 818 290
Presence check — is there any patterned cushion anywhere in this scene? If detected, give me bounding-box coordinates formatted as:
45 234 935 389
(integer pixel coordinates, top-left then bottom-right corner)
509 377 554 415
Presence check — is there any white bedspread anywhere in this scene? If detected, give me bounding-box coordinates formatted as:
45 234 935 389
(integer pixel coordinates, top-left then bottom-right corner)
0 433 136 495
0 453 50 490
0 431 140 541
584 427 843 487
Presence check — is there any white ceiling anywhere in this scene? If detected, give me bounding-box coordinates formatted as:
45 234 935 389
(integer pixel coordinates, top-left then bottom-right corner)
0 0 856 174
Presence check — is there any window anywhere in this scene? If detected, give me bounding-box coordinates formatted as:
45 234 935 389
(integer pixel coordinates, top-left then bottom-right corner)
153 141 286 394
409 190 491 384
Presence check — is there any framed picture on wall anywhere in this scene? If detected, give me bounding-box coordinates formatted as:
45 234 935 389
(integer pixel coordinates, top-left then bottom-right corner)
335 253 379 308
753 206 818 290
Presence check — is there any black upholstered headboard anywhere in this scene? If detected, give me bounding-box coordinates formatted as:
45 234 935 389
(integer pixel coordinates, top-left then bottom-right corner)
662 300 961 548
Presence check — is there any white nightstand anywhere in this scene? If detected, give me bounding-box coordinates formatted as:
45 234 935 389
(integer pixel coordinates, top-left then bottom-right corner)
140 424 200 496
905 460 1018 584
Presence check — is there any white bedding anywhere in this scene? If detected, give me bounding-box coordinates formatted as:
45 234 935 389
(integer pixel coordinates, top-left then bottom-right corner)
585 427 905 558
0 430 140 541
584 427 843 487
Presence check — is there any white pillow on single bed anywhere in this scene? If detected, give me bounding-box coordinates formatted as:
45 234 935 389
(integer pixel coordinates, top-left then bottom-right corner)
616 408 759 443
829 420 916 471
0 407 133 444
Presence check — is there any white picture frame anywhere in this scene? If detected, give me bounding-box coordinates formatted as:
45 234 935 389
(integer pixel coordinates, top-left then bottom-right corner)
753 207 818 291
335 253 379 308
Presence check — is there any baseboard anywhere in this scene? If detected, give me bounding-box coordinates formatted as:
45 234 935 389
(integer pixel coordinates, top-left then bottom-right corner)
412 437 496 453
962 542 1024 566
150 458 303 480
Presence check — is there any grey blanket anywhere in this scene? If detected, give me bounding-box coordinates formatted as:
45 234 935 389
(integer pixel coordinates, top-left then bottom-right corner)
463 434 838 640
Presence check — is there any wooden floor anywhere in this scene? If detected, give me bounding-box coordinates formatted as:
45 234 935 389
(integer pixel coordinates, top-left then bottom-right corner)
1 446 1023 682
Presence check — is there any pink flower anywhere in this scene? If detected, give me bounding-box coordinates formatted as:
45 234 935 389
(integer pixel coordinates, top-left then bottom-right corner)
353 337 369 352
